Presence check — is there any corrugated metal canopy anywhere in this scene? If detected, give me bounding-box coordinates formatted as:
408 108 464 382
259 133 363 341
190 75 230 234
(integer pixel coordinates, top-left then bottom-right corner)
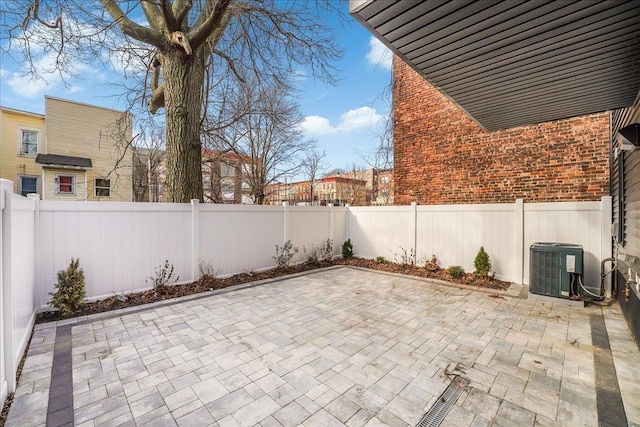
350 0 640 131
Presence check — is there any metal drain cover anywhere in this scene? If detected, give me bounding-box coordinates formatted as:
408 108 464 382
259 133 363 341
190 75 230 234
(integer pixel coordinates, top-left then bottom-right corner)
416 376 470 427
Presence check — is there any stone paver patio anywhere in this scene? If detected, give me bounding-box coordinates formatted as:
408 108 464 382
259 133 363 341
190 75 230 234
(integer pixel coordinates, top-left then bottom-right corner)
6 266 640 426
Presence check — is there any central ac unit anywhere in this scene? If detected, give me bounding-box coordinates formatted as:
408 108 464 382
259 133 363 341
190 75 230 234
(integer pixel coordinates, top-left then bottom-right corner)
530 243 583 299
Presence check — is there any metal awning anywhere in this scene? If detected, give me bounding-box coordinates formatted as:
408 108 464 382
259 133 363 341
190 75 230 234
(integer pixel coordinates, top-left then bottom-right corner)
36 154 92 170
350 0 640 131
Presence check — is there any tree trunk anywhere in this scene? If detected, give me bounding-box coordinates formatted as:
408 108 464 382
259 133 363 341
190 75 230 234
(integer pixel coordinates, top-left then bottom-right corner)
163 48 205 203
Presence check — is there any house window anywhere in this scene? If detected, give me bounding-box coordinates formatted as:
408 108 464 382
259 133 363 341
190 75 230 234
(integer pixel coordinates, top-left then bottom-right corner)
381 176 390 184
19 176 38 196
95 178 111 197
221 163 236 177
56 174 75 195
20 129 39 155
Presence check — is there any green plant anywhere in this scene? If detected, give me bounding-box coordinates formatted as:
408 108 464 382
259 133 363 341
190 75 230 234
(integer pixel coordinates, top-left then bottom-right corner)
474 247 492 277
342 239 354 259
375 256 387 264
447 265 465 279
394 246 416 265
147 260 180 287
274 240 298 268
320 239 334 261
49 258 86 316
425 254 440 271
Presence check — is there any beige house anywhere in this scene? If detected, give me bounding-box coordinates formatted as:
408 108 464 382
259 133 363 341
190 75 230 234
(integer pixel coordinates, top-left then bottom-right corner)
0 97 133 201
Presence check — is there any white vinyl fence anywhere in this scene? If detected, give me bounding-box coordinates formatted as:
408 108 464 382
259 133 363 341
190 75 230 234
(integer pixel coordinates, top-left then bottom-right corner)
0 177 612 404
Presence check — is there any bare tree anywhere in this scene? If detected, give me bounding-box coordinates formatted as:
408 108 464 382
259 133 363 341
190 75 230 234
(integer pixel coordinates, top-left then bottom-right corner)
342 163 369 206
2 0 342 202
302 149 326 205
358 78 394 205
207 78 308 204
131 118 167 202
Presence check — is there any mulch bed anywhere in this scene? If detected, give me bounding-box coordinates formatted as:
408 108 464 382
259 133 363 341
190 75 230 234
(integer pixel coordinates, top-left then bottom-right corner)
35 258 509 324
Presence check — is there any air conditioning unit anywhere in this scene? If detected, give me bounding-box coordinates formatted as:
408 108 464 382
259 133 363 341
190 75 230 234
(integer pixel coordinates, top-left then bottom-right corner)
530 243 583 299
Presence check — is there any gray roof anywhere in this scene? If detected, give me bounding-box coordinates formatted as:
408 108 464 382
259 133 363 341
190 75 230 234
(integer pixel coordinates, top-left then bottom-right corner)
35 154 92 169
350 0 640 131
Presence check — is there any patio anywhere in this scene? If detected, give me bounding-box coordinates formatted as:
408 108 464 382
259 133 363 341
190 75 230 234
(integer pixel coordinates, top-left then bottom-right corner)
5 266 640 427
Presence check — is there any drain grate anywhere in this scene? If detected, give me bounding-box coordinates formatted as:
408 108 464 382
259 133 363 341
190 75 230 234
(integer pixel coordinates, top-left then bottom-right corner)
416 376 470 427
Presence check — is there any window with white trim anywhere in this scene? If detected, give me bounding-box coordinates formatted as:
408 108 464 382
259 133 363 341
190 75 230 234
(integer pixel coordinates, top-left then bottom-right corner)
95 178 111 197
19 176 38 197
56 174 75 195
20 129 39 155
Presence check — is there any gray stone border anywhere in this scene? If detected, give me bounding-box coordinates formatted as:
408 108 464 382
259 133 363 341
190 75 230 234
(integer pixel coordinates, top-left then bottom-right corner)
590 311 628 426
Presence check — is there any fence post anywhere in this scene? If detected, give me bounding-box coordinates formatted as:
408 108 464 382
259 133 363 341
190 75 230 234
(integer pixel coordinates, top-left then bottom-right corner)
411 202 418 256
515 199 524 284
27 194 41 309
328 203 334 255
283 202 289 243
345 204 351 241
0 179 16 395
191 199 200 282
601 196 613 295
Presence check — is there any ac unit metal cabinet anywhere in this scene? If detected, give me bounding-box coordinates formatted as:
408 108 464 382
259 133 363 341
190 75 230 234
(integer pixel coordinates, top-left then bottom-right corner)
530 243 583 298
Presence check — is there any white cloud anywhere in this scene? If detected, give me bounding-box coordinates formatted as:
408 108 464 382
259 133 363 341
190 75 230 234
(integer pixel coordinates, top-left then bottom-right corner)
365 36 392 70
301 115 336 135
301 106 385 136
0 69 8 78
338 107 384 132
7 73 49 98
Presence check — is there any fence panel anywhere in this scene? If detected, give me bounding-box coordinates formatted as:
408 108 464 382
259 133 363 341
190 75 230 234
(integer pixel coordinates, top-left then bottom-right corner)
348 206 413 260
199 205 283 276
10 196 37 359
333 207 348 256
38 202 191 302
524 201 605 290
416 204 517 282
289 206 331 262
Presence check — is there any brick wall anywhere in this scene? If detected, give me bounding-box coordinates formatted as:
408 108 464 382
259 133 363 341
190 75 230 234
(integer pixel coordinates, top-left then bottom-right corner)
393 59 610 205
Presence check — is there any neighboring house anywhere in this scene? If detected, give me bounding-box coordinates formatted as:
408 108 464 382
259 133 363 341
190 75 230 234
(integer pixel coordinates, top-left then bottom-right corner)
350 1 640 342
132 147 165 202
342 168 394 206
266 175 369 206
0 97 133 201
202 150 254 204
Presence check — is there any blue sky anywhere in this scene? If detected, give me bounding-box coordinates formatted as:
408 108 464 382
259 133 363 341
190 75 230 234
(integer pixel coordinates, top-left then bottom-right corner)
0 4 391 175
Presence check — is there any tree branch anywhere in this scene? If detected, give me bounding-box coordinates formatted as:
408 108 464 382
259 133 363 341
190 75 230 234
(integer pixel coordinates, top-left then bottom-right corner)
158 0 176 32
100 0 166 47
188 0 233 51
172 0 194 29
140 0 164 31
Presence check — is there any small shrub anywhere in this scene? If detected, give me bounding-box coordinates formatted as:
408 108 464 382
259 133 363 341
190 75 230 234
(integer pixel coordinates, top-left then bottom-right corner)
342 239 354 259
199 260 220 278
320 239 334 261
304 245 320 264
375 256 387 264
147 260 180 287
474 247 492 277
447 265 465 279
425 254 440 271
49 258 86 316
274 240 298 268
394 246 416 265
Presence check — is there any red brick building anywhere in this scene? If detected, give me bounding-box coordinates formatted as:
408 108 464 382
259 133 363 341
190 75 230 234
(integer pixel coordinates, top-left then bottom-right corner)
393 59 610 205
